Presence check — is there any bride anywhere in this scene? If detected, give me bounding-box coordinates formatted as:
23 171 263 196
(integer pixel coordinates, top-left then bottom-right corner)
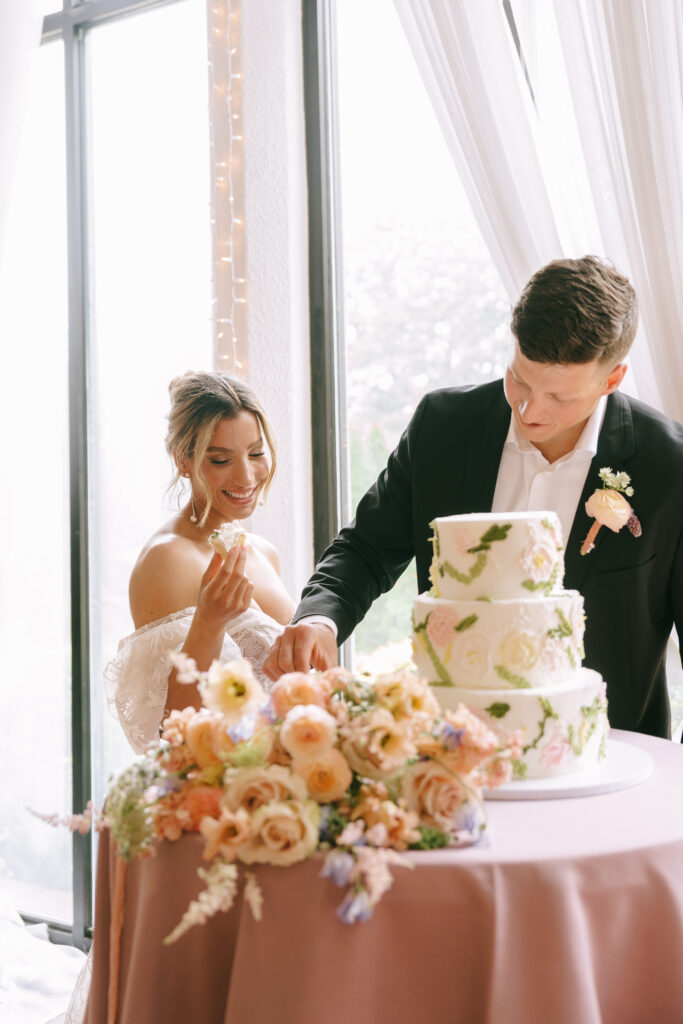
105 370 294 753
65 371 293 1022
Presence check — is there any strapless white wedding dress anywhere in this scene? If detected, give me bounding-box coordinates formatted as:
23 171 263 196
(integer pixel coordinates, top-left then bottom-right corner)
104 605 283 754
63 604 282 1023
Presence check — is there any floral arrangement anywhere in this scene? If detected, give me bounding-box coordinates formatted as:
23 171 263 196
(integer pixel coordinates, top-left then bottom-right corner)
65 655 519 943
581 467 641 555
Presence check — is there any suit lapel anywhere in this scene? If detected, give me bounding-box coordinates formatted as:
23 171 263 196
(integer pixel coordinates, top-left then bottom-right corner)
459 384 511 513
564 392 635 591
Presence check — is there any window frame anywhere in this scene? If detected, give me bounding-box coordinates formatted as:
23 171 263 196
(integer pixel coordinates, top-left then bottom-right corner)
39 0 185 950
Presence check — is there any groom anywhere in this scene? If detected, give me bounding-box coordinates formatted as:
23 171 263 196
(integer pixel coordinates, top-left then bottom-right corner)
264 256 683 738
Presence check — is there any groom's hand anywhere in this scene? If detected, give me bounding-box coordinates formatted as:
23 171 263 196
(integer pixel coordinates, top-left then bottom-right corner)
263 622 338 680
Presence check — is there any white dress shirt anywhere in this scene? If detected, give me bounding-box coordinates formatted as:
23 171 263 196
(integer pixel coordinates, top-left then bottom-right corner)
302 395 608 639
491 395 607 545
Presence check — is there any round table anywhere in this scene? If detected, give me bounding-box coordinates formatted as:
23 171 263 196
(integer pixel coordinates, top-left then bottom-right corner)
85 730 683 1024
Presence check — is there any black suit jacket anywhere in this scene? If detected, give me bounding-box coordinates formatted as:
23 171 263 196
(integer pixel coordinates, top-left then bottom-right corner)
295 381 683 738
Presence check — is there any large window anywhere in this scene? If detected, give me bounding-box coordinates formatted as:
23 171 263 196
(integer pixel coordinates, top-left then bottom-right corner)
331 0 509 660
0 0 212 944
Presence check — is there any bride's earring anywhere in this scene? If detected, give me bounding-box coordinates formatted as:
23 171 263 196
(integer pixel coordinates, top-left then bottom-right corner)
189 499 198 524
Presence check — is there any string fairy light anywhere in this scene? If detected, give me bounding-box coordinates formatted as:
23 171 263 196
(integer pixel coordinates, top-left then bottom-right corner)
207 0 247 374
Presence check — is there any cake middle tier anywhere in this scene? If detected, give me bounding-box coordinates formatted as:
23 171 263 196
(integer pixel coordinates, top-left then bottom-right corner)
412 591 585 689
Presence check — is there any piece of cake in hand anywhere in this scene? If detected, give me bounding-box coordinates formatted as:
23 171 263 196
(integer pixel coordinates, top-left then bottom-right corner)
209 521 247 560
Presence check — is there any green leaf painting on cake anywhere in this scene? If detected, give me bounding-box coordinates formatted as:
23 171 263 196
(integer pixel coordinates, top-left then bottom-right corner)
437 522 512 586
413 608 480 686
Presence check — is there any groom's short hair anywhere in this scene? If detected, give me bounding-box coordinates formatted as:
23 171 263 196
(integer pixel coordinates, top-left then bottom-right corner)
511 255 638 367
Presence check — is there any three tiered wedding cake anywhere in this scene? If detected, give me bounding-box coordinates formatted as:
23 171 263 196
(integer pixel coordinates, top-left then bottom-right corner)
411 512 608 778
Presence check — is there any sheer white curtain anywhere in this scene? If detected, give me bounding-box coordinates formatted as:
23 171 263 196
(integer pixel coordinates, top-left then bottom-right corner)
0 0 48 255
552 0 683 422
394 0 683 421
392 0 563 300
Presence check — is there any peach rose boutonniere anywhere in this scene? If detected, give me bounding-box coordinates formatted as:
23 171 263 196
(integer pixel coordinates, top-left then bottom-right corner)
581 467 642 555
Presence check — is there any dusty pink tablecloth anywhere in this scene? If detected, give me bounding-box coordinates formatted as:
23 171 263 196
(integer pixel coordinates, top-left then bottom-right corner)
85 730 683 1024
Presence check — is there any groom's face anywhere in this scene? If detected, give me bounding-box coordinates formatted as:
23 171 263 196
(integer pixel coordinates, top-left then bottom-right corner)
504 341 626 461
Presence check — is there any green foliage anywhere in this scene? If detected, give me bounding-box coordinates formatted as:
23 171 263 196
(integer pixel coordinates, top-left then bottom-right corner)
409 824 450 850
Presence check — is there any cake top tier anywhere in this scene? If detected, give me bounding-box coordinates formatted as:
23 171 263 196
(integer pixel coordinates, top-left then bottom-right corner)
429 511 565 600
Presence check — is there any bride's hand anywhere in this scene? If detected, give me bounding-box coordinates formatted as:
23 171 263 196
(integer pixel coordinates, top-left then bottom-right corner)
196 547 254 628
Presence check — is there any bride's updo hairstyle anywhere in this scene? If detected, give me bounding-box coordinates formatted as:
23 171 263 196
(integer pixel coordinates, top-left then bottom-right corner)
166 371 277 528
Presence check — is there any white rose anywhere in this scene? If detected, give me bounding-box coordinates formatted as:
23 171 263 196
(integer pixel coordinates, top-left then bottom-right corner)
279 704 338 762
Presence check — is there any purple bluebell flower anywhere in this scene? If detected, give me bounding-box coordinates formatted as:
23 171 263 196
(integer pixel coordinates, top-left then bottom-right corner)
260 698 278 724
320 850 355 887
440 723 465 750
228 713 257 743
451 798 485 836
336 888 373 924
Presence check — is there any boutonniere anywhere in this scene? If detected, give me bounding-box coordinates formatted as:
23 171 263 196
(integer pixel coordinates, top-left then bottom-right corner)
580 467 642 555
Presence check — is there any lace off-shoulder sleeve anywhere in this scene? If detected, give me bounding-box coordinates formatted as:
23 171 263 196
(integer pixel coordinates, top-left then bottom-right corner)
103 608 244 754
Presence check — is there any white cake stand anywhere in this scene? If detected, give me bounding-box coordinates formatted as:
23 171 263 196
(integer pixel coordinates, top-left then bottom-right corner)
484 739 653 801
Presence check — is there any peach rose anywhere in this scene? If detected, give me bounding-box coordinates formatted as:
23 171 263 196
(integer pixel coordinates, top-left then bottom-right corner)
402 760 468 833
279 704 337 761
185 712 224 768
237 800 320 866
318 666 353 692
292 748 352 803
585 488 632 532
198 658 266 722
209 717 237 762
270 672 330 719
223 764 307 813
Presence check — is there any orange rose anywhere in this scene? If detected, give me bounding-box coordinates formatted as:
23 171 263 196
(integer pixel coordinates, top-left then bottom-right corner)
292 749 352 803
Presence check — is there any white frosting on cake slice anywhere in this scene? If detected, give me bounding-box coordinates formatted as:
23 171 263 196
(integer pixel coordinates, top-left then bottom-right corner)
430 511 564 600
209 521 247 559
412 591 585 690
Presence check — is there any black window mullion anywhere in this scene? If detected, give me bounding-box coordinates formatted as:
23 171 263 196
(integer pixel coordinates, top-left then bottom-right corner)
302 0 349 562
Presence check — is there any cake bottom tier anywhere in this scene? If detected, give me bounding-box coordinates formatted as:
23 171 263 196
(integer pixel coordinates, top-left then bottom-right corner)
431 669 608 779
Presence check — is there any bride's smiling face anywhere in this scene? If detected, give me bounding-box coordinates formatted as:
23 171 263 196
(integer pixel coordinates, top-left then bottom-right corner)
194 412 269 522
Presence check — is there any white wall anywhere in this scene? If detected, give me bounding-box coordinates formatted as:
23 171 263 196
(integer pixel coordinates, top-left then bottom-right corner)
240 0 313 601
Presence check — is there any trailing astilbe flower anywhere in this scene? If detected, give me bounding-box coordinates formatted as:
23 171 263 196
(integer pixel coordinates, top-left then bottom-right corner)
243 871 264 921
28 800 104 836
163 859 239 945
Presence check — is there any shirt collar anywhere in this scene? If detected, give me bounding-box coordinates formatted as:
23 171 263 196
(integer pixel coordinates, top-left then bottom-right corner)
504 394 608 460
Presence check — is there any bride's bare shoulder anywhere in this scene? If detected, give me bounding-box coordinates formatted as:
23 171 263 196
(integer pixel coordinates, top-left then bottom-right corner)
129 520 206 628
